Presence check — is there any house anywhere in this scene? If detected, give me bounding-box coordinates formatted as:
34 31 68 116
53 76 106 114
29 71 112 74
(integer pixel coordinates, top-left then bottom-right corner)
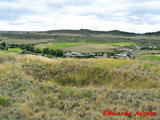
65 51 84 57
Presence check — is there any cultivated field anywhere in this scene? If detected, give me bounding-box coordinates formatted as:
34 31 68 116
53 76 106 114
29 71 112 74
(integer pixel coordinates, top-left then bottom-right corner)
63 44 117 53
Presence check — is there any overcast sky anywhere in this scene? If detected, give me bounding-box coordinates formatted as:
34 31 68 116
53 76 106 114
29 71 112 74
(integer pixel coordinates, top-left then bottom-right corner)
0 0 160 33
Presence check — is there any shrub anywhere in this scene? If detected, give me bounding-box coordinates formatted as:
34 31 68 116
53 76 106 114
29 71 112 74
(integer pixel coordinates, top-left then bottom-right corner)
34 48 42 53
43 47 50 54
0 95 9 106
49 49 56 56
0 42 6 48
56 49 64 57
24 44 34 52
10 43 15 48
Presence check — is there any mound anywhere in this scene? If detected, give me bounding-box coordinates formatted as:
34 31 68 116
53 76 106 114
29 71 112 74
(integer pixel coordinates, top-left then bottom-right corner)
0 53 160 120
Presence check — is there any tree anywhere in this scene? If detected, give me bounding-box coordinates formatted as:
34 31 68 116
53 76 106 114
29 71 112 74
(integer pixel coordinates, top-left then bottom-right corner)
24 44 34 52
49 49 56 56
56 49 64 57
0 42 6 48
34 48 42 53
10 43 15 48
43 48 50 54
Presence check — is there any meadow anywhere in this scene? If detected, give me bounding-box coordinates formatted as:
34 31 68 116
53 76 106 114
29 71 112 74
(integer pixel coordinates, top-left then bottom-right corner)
0 53 160 120
35 42 88 49
136 54 160 61
0 48 22 53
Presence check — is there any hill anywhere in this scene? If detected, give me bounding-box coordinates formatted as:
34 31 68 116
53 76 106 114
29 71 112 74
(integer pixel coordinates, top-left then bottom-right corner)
0 53 160 120
145 31 160 36
44 29 137 36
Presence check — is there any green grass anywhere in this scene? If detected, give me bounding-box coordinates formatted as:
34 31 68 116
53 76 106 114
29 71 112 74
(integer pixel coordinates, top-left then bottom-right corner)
0 95 9 106
0 48 22 53
136 54 160 61
50 42 88 49
103 42 134 46
36 42 133 50
36 42 88 49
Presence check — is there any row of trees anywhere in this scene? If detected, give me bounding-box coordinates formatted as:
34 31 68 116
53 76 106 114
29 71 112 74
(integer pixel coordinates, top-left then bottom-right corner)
0 42 64 57
19 44 64 57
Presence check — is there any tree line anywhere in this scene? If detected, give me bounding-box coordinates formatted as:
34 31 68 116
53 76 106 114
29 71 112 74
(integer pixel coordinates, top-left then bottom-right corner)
0 42 64 57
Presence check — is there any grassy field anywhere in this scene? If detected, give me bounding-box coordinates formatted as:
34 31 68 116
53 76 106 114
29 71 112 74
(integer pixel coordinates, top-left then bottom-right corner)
0 53 160 120
0 48 22 53
104 42 133 46
35 42 118 53
62 44 117 53
35 42 88 49
36 42 133 49
136 54 160 61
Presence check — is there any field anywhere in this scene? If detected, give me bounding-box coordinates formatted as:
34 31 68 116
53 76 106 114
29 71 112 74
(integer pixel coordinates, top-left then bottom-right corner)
1 30 160 49
62 44 117 53
35 42 120 53
0 30 160 120
136 54 160 61
35 42 88 49
0 48 22 53
103 42 133 46
0 53 160 120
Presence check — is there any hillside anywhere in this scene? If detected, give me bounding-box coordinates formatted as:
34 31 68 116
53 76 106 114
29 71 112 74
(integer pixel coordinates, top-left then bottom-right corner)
44 29 137 36
1 29 160 50
0 53 160 120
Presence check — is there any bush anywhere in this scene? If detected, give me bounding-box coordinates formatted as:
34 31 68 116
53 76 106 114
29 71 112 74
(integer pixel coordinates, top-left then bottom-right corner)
49 49 56 56
43 48 50 54
10 43 15 48
56 49 64 57
34 48 42 53
0 95 9 106
24 44 34 52
0 42 6 48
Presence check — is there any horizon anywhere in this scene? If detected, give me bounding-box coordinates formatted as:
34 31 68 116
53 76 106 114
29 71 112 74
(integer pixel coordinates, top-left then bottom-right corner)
1 0 160 33
0 29 159 34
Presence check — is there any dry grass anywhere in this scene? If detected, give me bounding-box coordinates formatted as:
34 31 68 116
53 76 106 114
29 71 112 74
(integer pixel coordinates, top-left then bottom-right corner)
0 53 160 120
63 44 117 53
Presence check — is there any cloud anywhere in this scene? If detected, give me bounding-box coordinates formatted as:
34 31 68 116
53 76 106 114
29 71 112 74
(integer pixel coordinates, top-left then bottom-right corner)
0 0 160 33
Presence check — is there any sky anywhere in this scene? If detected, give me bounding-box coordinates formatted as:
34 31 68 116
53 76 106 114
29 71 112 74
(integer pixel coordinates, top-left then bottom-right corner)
0 0 160 33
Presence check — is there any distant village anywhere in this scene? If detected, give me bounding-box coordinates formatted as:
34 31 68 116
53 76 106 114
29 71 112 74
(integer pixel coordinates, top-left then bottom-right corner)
65 48 134 59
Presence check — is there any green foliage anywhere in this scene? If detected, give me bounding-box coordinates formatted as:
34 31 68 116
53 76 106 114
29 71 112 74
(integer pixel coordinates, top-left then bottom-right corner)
0 95 9 106
81 91 92 98
24 44 34 52
56 49 63 57
0 42 6 47
43 47 50 54
49 49 56 56
10 43 15 48
34 48 42 53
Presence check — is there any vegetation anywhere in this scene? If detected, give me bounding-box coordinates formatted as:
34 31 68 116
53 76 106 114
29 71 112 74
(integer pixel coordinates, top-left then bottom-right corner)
136 54 160 61
0 42 64 57
1 29 160 49
104 42 134 46
0 29 160 120
36 42 88 49
0 53 159 119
